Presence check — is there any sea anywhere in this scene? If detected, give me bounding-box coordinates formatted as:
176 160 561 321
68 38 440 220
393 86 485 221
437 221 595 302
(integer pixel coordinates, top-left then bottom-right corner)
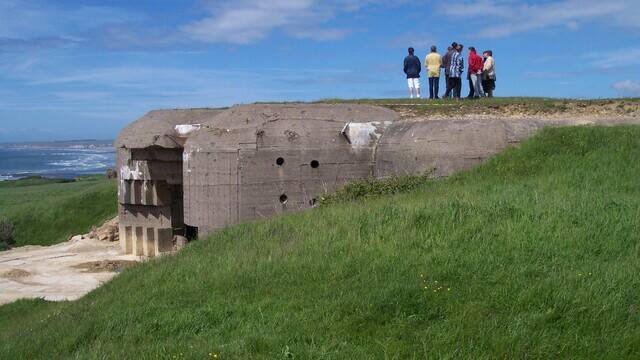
0 140 116 181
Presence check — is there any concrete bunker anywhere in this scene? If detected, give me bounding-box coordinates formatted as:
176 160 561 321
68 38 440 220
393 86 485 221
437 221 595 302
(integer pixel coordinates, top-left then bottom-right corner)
116 104 551 257
115 109 222 256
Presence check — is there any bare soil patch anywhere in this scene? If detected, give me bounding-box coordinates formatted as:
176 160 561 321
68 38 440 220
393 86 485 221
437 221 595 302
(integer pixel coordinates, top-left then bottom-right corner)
0 233 139 304
1 269 31 280
73 260 138 273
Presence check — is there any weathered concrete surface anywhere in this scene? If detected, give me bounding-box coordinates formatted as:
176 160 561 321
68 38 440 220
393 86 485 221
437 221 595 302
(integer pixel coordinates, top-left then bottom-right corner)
376 116 640 178
115 109 223 149
117 146 184 257
116 109 225 257
376 118 546 177
183 104 399 236
115 103 640 256
0 236 138 305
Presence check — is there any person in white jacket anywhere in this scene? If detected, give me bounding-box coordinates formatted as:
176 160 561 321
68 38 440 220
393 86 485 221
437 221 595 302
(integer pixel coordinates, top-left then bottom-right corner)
482 50 496 98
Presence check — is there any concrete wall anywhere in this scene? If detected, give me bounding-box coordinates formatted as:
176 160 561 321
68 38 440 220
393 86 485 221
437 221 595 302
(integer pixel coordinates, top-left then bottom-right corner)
376 118 546 178
116 109 223 256
182 104 398 236
117 104 626 256
117 147 184 256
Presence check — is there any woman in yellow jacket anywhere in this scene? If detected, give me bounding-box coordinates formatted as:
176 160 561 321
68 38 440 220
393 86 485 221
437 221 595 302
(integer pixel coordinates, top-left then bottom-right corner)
425 46 442 99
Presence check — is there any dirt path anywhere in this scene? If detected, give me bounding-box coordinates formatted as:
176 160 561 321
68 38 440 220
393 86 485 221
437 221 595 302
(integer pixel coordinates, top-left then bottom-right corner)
0 236 139 305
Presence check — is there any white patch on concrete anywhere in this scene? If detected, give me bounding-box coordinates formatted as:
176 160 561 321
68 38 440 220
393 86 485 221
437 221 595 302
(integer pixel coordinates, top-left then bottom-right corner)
174 124 202 136
183 150 192 173
0 237 139 305
341 121 390 146
120 161 143 180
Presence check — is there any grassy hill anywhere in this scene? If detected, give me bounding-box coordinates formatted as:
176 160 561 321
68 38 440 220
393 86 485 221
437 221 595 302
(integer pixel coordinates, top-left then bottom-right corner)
1 126 640 359
0 176 117 247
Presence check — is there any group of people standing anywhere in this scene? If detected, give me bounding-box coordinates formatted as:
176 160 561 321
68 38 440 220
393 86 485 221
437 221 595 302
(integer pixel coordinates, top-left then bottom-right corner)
403 42 496 99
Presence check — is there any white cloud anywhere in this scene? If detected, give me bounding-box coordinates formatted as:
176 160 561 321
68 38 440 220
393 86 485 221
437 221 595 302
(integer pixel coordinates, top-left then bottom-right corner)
0 1 140 37
525 71 577 78
0 0 141 51
611 80 640 96
180 0 388 44
289 28 353 41
182 1 312 44
1 63 372 116
439 0 640 38
24 65 364 90
526 47 640 76
387 32 437 50
13 57 38 72
53 91 111 101
0 0 409 49
586 48 640 69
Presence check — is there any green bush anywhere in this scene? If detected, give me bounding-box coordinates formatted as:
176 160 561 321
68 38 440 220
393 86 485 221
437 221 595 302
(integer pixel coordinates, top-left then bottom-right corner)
320 172 434 205
0 217 15 250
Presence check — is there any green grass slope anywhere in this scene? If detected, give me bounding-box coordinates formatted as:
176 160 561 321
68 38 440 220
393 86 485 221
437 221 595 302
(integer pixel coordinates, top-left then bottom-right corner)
0 176 117 247
1 126 640 359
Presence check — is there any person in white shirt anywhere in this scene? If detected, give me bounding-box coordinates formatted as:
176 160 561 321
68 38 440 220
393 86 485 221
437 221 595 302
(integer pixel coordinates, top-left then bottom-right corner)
482 50 496 98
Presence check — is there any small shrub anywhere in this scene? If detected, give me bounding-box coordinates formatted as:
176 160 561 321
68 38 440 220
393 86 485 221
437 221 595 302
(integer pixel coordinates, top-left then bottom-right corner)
105 168 117 179
319 173 432 206
0 217 15 250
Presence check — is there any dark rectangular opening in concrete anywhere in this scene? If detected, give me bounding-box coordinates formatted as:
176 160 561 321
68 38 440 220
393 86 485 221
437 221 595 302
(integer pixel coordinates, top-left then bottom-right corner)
185 225 198 240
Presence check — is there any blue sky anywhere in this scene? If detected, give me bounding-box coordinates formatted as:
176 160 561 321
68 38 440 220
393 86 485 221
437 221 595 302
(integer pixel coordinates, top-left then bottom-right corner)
1 0 639 142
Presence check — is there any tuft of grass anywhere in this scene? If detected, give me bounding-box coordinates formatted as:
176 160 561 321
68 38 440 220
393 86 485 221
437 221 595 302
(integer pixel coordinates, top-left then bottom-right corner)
0 176 117 247
1 126 640 359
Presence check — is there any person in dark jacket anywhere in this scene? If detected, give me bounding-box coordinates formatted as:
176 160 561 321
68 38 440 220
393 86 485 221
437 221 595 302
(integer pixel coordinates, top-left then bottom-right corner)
442 42 457 98
404 47 421 98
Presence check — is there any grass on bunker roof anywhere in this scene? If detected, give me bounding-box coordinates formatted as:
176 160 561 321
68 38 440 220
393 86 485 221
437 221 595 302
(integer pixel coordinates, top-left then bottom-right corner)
1 126 640 358
0 176 117 247
317 96 640 117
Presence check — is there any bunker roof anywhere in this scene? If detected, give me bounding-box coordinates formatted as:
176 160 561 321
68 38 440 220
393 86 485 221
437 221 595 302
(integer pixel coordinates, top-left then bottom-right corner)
184 103 399 150
115 108 224 149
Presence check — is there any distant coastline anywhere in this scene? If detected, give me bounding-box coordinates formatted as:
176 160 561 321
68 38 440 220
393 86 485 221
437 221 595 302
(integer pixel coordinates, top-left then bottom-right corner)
0 140 115 181
0 139 113 149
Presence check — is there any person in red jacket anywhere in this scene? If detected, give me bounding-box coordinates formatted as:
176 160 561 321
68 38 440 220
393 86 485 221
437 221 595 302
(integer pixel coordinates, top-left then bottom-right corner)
467 47 485 98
